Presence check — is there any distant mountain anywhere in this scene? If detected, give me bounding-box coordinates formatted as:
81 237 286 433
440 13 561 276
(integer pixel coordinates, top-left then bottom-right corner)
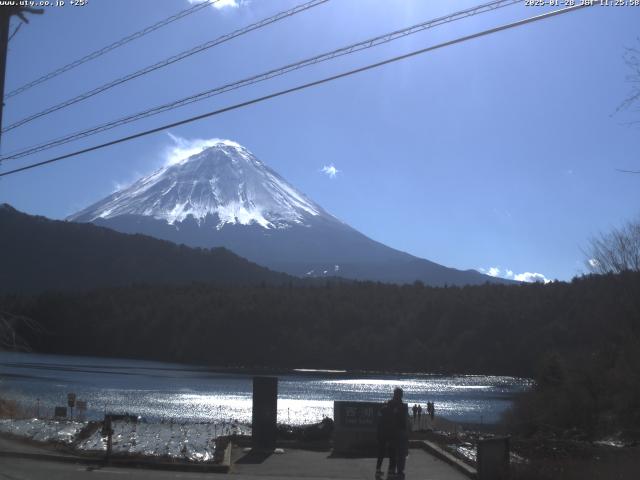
0 204 293 293
69 140 512 286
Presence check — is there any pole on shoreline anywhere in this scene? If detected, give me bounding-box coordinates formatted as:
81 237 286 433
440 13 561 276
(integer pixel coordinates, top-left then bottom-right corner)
252 377 278 451
101 415 113 465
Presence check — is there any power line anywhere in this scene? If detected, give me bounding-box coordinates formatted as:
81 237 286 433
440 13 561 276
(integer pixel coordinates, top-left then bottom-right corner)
4 0 220 99
1 0 524 161
2 0 330 133
8 22 22 43
0 6 43 149
0 3 593 179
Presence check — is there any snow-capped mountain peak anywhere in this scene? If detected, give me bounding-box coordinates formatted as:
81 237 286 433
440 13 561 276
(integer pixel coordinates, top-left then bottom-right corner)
68 139 513 286
69 140 324 229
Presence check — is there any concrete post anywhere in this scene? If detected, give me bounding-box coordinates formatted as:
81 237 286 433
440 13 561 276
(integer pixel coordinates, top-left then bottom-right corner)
252 376 278 450
477 436 510 480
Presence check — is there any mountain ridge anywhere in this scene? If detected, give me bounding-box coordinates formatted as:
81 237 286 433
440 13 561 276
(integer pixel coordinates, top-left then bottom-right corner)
69 140 514 286
0 203 297 293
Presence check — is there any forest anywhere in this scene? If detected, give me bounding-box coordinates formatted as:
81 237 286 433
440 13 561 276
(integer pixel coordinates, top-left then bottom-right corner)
3 270 640 436
4 271 638 374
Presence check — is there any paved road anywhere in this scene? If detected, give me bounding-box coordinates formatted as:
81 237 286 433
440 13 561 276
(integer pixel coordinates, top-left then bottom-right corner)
0 435 71 456
231 448 469 479
0 457 213 479
0 434 470 480
0 448 469 480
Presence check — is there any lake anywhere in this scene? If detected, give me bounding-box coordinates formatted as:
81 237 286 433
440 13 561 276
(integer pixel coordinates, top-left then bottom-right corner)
0 351 531 425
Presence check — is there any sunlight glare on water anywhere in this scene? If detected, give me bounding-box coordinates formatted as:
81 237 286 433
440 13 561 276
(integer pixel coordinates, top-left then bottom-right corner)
0 352 531 425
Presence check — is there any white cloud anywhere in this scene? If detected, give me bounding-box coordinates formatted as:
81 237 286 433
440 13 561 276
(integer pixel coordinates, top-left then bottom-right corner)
111 170 144 194
188 0 245 9
164 133 242 167
112 181 127 193
480 266 551 284
214 0 240 8
513 272 551 284
487 267 501 277
320 164 340 178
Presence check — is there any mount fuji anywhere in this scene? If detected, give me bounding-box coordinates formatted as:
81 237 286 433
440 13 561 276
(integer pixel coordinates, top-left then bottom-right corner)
69 140 509 286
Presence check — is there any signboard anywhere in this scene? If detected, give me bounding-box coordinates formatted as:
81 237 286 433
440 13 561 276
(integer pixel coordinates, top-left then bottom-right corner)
333 401 383 454
340 403 379 429
54 406 67 418
76 400 87 411
67 393 76 408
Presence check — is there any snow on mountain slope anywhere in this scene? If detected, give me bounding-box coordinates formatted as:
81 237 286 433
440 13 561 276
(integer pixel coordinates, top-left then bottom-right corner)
69 139 513 286
69 140 325 229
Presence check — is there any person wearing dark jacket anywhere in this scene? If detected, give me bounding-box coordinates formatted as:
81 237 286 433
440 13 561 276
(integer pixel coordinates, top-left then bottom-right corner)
387 387 409 478
375 402 394 476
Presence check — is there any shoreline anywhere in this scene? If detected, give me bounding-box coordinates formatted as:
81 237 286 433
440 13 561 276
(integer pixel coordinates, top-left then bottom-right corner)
1 351 528 427
0 349 536 380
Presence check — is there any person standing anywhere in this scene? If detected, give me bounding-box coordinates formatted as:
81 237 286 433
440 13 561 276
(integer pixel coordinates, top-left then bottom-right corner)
412 404 418 424
375 402 394 477
388 387 409 479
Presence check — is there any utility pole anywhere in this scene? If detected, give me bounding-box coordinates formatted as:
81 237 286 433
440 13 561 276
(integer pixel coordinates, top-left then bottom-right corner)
0 6 43 148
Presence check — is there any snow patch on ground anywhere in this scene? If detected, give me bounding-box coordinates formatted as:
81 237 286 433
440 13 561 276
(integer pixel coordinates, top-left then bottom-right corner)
0 418 249 462
0 418 83 444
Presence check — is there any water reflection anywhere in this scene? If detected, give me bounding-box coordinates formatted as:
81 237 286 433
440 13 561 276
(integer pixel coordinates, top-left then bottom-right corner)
0 352 531 425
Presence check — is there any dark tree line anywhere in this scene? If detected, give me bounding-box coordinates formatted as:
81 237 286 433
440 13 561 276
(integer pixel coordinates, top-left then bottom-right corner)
2 271 638 377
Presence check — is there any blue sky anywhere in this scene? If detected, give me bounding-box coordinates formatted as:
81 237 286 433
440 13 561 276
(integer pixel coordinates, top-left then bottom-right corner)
1 0 639 282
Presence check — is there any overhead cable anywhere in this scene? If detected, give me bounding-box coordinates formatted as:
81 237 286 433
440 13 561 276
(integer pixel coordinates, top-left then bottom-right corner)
2 0 329 133
0 4 593 178
4 0 220 99
1 0 523 160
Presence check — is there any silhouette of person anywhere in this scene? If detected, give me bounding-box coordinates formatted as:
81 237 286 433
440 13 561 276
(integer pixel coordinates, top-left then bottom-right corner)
387 387 409 478
412 404 418 422
375 402 394 476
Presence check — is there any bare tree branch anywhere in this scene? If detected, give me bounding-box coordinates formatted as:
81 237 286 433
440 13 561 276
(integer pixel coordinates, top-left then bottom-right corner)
614 40 640 173
586 218 640 274
616 41 640 114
